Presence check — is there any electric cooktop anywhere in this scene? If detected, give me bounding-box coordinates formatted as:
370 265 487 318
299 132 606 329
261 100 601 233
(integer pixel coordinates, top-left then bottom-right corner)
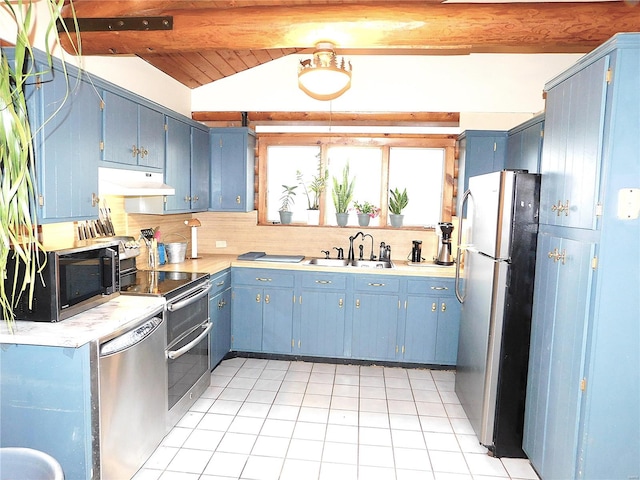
120 270 209 297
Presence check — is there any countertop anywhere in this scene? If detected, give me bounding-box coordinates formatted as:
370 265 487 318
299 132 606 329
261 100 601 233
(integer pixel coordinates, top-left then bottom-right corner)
0 295 165 348
152 254 456 278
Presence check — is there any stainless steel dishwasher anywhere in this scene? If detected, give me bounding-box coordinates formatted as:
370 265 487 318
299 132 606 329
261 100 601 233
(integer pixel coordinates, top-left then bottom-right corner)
98 313 167 480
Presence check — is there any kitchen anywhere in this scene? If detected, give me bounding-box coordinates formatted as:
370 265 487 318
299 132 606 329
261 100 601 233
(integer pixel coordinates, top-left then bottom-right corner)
1 2 639 480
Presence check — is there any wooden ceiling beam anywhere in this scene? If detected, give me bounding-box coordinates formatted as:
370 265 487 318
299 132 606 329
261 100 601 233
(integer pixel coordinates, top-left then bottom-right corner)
191 111 460 127
60 1 640 55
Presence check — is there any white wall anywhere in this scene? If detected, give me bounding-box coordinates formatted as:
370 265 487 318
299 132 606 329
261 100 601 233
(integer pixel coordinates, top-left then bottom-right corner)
192 52 583 130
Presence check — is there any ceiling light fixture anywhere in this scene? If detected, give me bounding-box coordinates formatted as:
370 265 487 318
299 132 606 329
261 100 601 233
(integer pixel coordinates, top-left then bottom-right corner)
298 42 352 101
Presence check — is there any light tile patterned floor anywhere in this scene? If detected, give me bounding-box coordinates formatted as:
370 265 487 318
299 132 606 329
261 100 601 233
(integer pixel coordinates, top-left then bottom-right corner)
134 357 540 480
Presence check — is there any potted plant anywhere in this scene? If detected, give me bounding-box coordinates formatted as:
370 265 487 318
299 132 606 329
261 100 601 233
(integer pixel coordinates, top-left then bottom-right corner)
0 1 77 329
331 163 355 227
278 185 297 224
353 201 381 227
389 187 409 227
296 155 328 225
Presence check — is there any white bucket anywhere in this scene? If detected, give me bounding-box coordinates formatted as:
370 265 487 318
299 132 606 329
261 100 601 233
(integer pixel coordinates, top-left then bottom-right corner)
165 234 188 263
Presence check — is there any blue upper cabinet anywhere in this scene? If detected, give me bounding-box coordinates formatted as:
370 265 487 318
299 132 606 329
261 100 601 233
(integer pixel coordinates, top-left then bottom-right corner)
30 63 102 222
506 114 544 173
102 91 166 170
164 117 192 213
538 56 609 229
210 127 256 211
190 126 211 212
456 130 507 214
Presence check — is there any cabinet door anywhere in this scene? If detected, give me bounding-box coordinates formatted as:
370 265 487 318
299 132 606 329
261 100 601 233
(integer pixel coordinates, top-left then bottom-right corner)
190 127 210 211
37 71 101 220
137 105 165 170
231 286 263 352
507 119 544 174
210 288 231 369
351 293 399 361
540 56 609 229
524 233 595 479
164 117 192 212
102 91 139 166
404 295 438 363
262 288 294 354
435 296 461 365
210 128 255 211
299 290 346 358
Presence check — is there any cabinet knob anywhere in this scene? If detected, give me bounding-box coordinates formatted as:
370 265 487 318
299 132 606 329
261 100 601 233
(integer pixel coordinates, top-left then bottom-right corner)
265 294 270 304
236 195 241 204
192 195 199 202
432 302 437 312
184 195 192 202
338 298 343 308
132 144 139 157
356 299 360 308
91 193 100 207
139 147 148 158
551 200 570 216
256 293 261 303
441 302 446 312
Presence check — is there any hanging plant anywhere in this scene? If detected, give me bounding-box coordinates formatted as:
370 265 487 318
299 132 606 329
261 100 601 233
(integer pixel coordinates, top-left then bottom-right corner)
0 0 79 330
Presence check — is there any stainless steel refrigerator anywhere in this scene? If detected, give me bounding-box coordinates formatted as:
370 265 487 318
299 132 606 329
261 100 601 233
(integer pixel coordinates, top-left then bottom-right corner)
454 170 540 458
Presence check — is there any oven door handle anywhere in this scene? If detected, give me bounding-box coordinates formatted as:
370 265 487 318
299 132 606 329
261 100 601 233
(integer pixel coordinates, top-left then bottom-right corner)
166 321 212 360
166 281 212 312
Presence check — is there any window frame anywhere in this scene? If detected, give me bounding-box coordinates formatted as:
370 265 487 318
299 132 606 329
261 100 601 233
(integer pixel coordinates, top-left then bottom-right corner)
257 133 457 229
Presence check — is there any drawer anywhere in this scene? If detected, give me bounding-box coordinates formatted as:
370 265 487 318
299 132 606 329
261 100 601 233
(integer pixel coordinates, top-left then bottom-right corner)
210 269 231 296
232 268 295 288
354 275 400 293
407 277 455 295
301 272 347 290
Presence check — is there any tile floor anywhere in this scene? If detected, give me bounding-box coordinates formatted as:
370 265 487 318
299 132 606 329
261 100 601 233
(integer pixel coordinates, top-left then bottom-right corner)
134 357 540 480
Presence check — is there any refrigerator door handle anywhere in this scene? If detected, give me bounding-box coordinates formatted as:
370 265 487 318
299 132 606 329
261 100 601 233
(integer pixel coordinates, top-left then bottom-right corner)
455 189 473 303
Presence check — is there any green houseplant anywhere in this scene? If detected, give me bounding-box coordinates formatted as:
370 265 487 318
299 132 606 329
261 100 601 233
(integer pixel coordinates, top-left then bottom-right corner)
353 200 380 227
278 184 297 224
389 187 409 227
296 154 328 224
331 163 355 226
1 0 78 329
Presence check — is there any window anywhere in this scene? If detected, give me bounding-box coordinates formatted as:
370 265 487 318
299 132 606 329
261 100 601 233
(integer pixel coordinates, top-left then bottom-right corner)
259 134 456 229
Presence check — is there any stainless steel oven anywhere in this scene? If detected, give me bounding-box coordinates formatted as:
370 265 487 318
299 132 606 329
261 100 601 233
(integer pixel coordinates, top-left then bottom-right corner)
121 269 212 428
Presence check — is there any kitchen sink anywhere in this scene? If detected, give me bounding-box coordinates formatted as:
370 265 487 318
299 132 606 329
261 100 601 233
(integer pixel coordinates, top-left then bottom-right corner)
307 258 351 267
306 258 394 269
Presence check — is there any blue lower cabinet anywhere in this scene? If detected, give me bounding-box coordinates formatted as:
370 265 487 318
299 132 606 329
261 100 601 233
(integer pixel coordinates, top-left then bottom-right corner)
261 288 294 354
403 295 438 363
231 286 264 352
298 290 346 358
434 296 460 365
209 288 231 369
351 292 399 361
0 344 94 479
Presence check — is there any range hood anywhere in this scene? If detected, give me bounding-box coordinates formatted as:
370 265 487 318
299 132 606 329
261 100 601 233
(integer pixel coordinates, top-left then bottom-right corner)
98 167 175 196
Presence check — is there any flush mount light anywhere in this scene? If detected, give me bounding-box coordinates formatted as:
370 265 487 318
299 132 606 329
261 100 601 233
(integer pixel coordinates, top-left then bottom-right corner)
298 42 352 101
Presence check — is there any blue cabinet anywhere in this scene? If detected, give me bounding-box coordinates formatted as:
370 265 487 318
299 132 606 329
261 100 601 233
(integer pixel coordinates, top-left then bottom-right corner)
30 63 102 221
102 91 165 170
297 272 348 358
191 126 211 211
210 128 256 211
524 34 640 480
231 268 294 354
403 278 460 365
506 114 544 173
209 270 231 369
538 56 609 230
351 276 400 361
164 117 192 212
456 130 507 214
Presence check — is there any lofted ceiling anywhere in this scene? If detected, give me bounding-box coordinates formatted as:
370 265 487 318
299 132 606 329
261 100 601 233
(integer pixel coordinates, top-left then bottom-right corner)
59 0 640 89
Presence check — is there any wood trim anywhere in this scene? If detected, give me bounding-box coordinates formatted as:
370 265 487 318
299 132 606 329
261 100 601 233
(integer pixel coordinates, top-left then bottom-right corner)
193 111 460 127
62 2 640 54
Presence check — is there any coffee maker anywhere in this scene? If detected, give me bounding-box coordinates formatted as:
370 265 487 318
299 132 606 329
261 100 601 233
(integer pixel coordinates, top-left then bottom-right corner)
435 222 455 266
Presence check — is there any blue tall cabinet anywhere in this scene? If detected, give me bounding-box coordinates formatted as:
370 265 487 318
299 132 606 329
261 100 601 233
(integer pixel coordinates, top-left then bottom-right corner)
523 33 640 480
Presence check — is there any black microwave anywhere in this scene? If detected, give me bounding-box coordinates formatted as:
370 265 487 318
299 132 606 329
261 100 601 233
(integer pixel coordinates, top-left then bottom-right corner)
6 242 120 322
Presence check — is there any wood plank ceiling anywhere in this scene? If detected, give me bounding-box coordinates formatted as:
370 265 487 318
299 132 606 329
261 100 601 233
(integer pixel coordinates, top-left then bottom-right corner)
59 0 640 89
